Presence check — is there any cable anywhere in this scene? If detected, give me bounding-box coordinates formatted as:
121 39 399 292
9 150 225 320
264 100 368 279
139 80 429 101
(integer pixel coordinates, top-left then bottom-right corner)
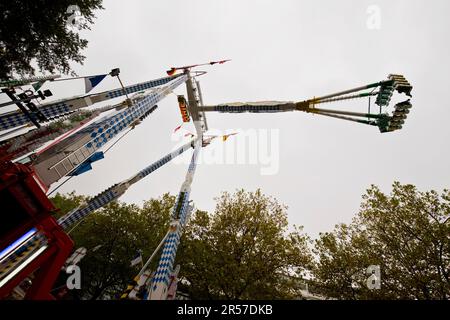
47 128 133 197
67 219 85 235
103 128 133 154
47 175 75 196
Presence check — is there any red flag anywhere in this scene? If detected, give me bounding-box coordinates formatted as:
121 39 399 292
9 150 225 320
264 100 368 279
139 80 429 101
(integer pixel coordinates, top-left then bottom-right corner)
166 68 177 76
222 132 237 141
174 124 182 133
167 59 231 74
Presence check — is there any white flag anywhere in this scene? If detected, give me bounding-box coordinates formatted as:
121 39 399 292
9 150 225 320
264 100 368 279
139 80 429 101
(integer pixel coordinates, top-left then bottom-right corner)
130 252 143 267
84 74 107 93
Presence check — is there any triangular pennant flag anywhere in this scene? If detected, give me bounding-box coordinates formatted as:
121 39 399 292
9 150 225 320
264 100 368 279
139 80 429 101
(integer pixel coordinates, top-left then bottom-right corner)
222 132 238 141
85 74 107 93
174 124 183 133
210 59 231 65
166 68 177 76
130 251 143 267
32 80 46 91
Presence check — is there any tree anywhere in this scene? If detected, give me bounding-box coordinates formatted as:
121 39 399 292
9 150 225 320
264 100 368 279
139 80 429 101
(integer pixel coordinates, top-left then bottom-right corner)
52 190 312 300
312 182 450 300
50 192 173 300
177 189 313 299
0 0 103 79
51 191 86 220
51 184 448 300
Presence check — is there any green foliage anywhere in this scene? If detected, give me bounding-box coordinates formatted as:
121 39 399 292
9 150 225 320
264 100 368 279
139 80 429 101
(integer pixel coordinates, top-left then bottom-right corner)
51 183 449 300
68 111 93 123
51 190 312 300
51 191 86 220
50 192 173 300
312 182 450 300
0 0 103 79
177 189 313 299
47 111 93 131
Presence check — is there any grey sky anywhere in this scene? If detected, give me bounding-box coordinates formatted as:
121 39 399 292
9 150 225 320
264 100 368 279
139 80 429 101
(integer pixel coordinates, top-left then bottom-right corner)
7 0 450 238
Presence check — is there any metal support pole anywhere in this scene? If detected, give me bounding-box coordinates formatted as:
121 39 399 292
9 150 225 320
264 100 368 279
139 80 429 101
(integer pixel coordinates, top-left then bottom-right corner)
0 139 196 281
0 75 60 88
305 107 384 119
1 88 41 128
137 230 171 279
148 140 202 300
303 80 393 103
310 111 378 126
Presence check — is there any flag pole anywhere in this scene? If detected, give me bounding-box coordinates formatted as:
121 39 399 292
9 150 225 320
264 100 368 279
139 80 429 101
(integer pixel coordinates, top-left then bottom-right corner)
51 76 90 82
0 75 60 88
109 68 131 106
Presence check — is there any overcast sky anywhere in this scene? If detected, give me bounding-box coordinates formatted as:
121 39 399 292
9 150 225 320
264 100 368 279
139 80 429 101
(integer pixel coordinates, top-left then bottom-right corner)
6 0 450 238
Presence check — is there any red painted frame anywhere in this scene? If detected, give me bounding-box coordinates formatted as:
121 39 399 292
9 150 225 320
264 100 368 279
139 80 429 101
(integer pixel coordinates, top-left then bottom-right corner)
0 162 73 300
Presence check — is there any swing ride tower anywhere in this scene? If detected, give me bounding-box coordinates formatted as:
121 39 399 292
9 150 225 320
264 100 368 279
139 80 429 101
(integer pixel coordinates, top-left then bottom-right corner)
0 62 413 300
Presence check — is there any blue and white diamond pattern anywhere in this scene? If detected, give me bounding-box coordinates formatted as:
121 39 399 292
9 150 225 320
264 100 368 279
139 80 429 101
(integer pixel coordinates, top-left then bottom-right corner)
57 141 194 231
215 104 282 113
150 191 190 290
84 75 187 150
58 188 117 230
48 75 187 180
0 103 70 131
0 76 190 275
106 75 181 99
0 74 183 132
149 143 201 299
